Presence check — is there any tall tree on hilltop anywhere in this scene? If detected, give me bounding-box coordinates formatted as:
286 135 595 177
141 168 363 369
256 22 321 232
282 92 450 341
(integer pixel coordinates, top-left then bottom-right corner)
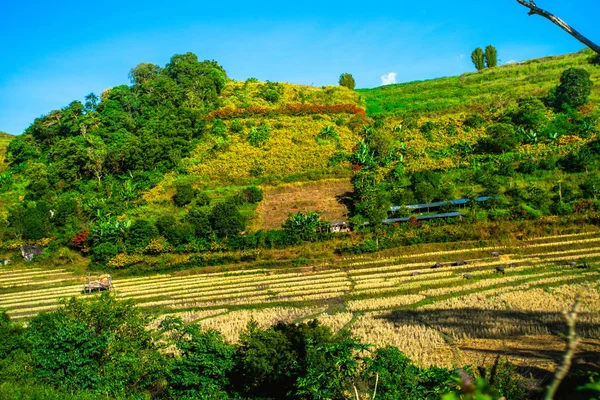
485 45 498 68
471 48 485 71
516 0 600 55
339 73 356 90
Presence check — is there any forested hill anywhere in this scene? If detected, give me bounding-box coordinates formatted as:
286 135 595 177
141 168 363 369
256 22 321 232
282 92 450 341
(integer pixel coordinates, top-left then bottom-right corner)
358 49 600 117
1 49 598 272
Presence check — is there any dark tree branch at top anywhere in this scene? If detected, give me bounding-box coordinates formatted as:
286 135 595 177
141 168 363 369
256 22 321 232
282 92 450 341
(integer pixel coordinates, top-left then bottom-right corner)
516 0 600 55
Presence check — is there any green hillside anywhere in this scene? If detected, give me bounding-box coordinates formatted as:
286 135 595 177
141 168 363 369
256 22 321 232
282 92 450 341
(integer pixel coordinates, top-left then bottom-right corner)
359 49 600 117
0 132 13 171
0 49 598 278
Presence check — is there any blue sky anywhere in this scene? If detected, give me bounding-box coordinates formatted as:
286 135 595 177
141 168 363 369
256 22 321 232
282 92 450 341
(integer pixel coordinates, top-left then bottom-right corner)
1 0 598 134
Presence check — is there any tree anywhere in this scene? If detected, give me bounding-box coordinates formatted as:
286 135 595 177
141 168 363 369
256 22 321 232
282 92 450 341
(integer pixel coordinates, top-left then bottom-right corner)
173 183 197 207
24 294 165 396
84 93 99 111
339 73 356 90
516 0 600 55
484 45 498 68
209 200 246 238
551 68 593 110
165 320 236 399
471 48 485 71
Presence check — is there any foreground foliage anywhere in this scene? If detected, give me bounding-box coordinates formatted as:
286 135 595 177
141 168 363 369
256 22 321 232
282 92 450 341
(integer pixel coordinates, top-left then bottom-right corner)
0 294 535 400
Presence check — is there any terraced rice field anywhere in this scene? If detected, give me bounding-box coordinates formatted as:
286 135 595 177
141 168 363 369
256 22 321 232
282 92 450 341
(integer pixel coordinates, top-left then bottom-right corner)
1 230 600 368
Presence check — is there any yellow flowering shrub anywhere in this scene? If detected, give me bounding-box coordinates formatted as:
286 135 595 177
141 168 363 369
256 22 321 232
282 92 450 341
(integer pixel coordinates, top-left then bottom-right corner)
107 253 144 269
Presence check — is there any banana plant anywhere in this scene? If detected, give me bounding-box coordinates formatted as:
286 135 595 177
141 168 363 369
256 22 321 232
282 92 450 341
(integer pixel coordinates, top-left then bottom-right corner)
520 128 538 144
547 131 559 142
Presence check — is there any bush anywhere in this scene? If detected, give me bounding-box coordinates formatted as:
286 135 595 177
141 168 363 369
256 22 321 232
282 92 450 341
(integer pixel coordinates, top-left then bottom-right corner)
166 223 195 246
551 67 593 110
186 207 212 239
229 119 244 134
211 119 227 136
125 220 158 252
257 81 283 103
241 186 263 204
195 191 211 207
209 200 246 238
91 242 119 264
338 73 356 90
464 113 486 128
173 184 197 207
477 123 518 154
513 96 547 131
156 215 176 237
248 124 270 147
317 126 339 141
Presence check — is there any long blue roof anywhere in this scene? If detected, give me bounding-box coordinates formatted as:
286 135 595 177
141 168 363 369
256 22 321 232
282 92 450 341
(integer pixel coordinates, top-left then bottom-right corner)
382 211 463 224
390 196 497 212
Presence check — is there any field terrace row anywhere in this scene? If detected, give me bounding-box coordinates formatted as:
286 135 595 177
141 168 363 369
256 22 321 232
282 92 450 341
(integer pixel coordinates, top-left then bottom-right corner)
1 231 599 320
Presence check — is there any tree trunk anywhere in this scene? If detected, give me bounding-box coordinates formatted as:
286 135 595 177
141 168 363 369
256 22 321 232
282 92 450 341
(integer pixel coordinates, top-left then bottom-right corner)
516 0 600 55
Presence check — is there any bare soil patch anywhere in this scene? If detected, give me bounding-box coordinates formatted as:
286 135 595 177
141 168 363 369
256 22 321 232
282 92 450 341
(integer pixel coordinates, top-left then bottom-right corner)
251 179 352 230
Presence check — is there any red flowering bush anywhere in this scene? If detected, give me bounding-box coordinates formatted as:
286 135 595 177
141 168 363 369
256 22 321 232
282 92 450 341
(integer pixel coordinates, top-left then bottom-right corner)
69 231 89 252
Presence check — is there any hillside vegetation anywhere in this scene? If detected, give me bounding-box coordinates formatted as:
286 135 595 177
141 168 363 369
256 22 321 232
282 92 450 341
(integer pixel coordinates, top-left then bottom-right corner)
1 49 600 399
359 49 600 117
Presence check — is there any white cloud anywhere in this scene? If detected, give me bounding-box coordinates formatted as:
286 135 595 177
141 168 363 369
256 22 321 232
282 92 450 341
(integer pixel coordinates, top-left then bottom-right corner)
381 72 397 85
457 54 465 62
504 60 518 65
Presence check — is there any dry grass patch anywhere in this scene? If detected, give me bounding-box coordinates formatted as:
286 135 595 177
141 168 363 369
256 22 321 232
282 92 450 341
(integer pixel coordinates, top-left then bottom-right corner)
198 306 327 343
252 179 352 230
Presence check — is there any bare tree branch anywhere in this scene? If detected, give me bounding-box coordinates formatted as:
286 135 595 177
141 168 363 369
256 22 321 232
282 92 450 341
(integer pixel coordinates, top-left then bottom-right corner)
544 296 581 400
516 0 600 55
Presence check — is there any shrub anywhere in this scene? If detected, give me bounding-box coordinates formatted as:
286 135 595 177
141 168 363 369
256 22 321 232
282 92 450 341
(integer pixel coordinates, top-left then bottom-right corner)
91 242 119 264
173 184 197 207
464 113 486 128
156 216 176 237
248 124 270 147
471 48 485 71
70 231 89 252
317 125 339 141
208 104 365 120
166 223 195 246
186 207 213 239
552 201 573 216
484 45 498 68
257 81 283 104
241 186 263 204
512 96 548 131
211 119 227 136
477 123 518 154
229 119 244 134
195 191 211 207
143 238 166 255
338 73 356 90
125 220 158 252
209 200 246 238
551 67 593 110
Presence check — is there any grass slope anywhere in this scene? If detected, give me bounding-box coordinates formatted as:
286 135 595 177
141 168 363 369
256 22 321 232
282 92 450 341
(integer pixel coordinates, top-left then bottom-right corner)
358 49 600 117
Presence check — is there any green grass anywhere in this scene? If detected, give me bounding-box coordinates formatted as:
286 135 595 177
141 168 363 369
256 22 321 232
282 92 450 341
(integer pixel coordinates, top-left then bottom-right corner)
358 50 600 117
